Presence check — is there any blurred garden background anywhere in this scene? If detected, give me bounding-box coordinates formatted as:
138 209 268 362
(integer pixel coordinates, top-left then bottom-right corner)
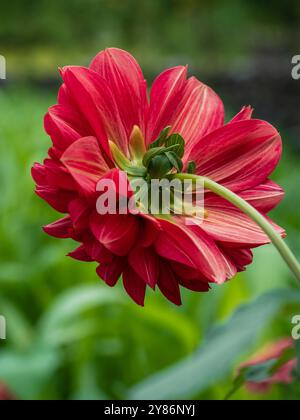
0 0 300 400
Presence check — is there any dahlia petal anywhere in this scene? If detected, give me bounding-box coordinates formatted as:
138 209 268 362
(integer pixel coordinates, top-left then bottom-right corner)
43 217 74 239
43 159 76 190
239 180 285 213
171 261 201 280
185 224 237 283
222 247 253 272
219 248 238 279
44 105 91 156
32 163 47 185
170 77 225 159
83 234 113 263
123 266 147 306
155 218 228 284
191 119 282 192
203 196 285 246
57 83 72 106
36 187 75 213
129 247 159 288
62 66 128 155
137 214 162 247
147 66 187 143
158 264 182 306
155 221 198 269
178 277 211 292
230 105 253 123
68 198 90 233
61 136 109 196
96 257 125 287
166 262 210 292
98 168 133 200
90 48 148 138
68 245 93 262
90 213 140 256
48 147 58 160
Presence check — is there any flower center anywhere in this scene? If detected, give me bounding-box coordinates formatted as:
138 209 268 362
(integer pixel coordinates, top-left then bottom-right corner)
109 125 195 180
108 126 203 219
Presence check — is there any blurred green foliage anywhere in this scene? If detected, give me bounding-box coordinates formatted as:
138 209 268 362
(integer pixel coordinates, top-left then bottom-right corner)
0 0 300 400
1 0 300 78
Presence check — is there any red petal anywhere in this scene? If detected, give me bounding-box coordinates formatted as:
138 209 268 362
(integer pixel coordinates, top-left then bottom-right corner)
191 119 282 192
68 198 90 233
177 277 210 292
83 234 113 263
202 196 285 246
123 266 147 306
36 187 75 213
62 66 128 155
230 106 253 123
148 70 224 158
68 245 93 262
32 163 46 185
90 48 148 138
43 217 74 238
239 180 284 213
171 261 201 279
147 66 187 143
44 105 91 156
170 77 225 160
90 213 140 256
155 218 228 284
137 214 162 247
43 159 76 190
129 247 159 288
61 136 109 196
96 257 125 287
98 168 133 201
222 247 253 272
158 263 182 306
57 83 73 106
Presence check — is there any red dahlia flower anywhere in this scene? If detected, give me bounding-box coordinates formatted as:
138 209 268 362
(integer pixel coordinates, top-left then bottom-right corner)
32 48 285 306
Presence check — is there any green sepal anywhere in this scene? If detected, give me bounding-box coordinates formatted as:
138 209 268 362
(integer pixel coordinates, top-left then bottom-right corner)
143 145 180 169
164 133 185 158
148 155 173 179
149 126 172 149
187 160 196 174
165 151 183 172
143 147 166 168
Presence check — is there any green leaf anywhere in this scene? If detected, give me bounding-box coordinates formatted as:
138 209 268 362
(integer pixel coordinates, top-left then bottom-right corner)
245 360 276 382
71 363 108 400
0 298 33 350
165 134 185 158
38 285 123 343
0 347 60 399
128 288 300 400
226 360 276 400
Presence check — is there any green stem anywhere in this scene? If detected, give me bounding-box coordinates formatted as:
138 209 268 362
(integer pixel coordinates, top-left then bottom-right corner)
174 173 300 284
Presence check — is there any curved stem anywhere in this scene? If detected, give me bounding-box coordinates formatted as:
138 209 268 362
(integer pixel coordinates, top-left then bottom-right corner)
174 173 300 284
